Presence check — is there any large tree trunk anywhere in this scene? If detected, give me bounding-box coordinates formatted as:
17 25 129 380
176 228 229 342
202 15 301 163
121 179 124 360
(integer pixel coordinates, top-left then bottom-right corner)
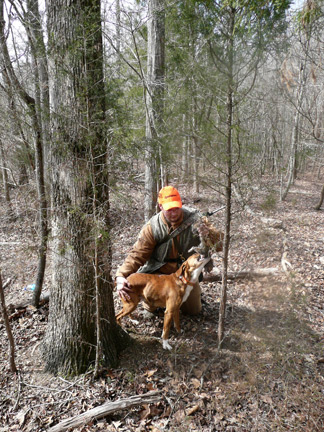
144 0 165 221
43 0 123 375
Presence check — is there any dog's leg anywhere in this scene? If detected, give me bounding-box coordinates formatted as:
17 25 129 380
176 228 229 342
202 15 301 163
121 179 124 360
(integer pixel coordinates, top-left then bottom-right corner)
161 309 174 350
116 300 139 325
173 307 181 333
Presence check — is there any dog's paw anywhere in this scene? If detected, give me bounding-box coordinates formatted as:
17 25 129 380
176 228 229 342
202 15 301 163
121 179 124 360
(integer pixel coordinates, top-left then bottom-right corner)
129 318 140 325
162 339 173 350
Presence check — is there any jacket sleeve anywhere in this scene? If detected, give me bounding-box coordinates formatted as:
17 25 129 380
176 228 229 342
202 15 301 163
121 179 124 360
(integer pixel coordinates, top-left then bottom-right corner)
116 223 157 278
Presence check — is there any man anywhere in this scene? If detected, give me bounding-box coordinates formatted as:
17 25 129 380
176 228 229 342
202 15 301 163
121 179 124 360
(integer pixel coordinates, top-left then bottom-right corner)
116 186 223 315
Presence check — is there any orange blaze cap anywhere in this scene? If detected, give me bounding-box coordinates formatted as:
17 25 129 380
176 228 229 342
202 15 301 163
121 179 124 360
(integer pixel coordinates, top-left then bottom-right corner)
158 186 182 211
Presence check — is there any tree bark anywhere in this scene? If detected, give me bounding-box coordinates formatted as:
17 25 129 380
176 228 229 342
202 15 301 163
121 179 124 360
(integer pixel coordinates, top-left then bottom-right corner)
144 0 165 221
19 0 50 308
0 139 10 204
218 5 235 347
314 183 324 210
0 272 17 373
25 0 50 308
0 0 49 307
43 0 124 375
281 34 309 201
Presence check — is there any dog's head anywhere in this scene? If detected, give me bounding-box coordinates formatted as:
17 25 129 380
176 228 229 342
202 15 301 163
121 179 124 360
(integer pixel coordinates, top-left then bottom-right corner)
179 253 211 283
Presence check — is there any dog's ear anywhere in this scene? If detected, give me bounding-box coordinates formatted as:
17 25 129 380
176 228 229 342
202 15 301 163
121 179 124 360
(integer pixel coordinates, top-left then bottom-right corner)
180 260 190 277
179 262 187 276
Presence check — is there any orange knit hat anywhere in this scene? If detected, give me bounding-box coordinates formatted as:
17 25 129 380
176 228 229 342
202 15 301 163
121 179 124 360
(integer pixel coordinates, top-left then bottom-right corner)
158 186 182 211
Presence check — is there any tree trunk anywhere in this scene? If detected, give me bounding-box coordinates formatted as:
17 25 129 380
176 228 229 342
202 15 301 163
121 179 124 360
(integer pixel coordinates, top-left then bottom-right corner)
43 0 124 375
314 183 324 210
218 5 235 347
144 0 165 221
0 0 49 307
26 0 49 306
181 114 189 181
0 272 17 373
192 95 200 194
0 139 10 204
281 35 309 201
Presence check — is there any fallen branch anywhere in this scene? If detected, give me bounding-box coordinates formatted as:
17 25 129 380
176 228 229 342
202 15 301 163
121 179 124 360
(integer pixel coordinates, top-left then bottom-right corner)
7 267 280 315
260 217 284 229
3 277 13 289
203 267 280 282
281 237 292 275
7 293 50 318
48 390 162 432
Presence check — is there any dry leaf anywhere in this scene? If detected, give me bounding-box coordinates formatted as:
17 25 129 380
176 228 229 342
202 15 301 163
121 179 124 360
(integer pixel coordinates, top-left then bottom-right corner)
261 395 273 405
146 382 156 391
186 405 200 416
16 409 27 426
140 403 151 420
190 378 201 388
145 369 158 377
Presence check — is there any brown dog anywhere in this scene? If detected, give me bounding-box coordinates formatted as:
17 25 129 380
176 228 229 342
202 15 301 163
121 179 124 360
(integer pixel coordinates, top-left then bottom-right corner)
115 253 211 350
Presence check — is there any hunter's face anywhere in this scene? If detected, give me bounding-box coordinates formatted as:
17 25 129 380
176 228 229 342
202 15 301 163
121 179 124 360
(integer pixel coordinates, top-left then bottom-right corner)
161 207 183 224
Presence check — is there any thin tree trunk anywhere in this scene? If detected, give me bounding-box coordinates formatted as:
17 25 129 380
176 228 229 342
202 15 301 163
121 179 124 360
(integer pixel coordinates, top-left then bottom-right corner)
0 272 17 373
144 0 165 221
314 183 324 210
218 5 235 347
192 95 200 194
25 0 49 308
0 139 10 204
281 34 309 201
115 0 121 57
0 0 49 307
192 133 199 194
181 114 189 180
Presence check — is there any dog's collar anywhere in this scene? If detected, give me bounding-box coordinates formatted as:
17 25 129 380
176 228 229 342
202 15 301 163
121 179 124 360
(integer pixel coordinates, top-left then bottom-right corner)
179 275 195 287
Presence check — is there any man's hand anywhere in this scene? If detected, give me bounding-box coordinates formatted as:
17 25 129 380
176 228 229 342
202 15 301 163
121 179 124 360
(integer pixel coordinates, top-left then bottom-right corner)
116 276 132 302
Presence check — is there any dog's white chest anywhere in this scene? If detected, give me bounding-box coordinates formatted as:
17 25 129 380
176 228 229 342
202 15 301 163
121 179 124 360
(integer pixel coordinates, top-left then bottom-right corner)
181 285 194 304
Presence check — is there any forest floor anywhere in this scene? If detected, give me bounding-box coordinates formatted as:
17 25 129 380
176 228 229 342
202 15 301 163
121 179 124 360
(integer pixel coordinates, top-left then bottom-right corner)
0 174 324 432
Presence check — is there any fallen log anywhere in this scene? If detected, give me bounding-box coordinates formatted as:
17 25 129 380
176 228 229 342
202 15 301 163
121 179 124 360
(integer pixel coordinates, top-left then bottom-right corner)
7 293 50 316
48 390 162 432
203 267 280 282
6 268 281 315
260 217 284 229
